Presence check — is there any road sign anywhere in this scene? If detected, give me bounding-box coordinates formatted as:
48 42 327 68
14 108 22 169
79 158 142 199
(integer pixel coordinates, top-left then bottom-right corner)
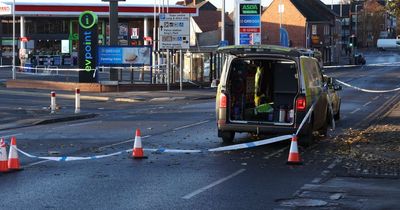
159 13 190 50
235 0 261 45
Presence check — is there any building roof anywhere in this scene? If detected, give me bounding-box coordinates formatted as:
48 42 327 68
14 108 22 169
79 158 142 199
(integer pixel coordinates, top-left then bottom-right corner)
290 0 337 22
193 10 233 32
177 0 217 11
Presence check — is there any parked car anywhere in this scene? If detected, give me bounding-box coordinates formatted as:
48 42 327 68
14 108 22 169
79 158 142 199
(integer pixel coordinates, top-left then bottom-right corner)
215 45 334 146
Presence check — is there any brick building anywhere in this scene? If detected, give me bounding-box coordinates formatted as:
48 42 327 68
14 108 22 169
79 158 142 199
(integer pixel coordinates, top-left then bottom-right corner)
261 0 340 65
177 0 234 47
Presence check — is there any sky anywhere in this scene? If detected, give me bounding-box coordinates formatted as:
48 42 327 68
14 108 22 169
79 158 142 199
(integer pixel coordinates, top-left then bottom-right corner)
131 0 341 12
2 0 342 12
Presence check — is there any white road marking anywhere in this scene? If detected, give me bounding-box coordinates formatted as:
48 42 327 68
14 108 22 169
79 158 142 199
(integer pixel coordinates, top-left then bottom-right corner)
363 101 372 107
24 160 51 168
263 146 288 159
350 108 361 114
372 96 380 100
173 120 210 131
98 135 151 150
182 169 246 199
67 120 102 127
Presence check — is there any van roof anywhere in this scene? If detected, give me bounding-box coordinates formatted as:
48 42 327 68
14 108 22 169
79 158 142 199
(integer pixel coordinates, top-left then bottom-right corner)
217 45 302 57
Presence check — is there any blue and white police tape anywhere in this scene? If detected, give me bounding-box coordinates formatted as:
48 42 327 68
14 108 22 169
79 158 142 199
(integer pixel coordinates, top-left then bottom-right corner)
13 101 317 162
16 147 128 162
15 146 204 162
324 62 400 69
336 79 400 93
208 135 293 152
0 65 13 68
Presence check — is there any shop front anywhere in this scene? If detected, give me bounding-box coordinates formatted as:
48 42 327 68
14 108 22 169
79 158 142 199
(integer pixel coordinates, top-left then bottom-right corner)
0 1 197 68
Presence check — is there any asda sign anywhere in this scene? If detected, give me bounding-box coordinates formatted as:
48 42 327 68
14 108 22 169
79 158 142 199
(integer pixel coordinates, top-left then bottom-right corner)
78 11 98 83
240 4 260 15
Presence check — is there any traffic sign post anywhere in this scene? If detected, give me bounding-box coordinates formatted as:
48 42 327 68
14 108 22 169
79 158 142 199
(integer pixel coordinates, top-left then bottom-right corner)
159 13 190 50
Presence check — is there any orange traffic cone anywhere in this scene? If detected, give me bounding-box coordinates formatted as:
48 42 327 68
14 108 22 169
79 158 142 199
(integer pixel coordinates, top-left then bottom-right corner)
132 129 147 159
287 135 302 165
0 138 9 172
8 136 22 170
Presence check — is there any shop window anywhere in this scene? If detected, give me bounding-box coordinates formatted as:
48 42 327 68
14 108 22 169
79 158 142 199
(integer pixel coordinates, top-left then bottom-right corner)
1 19 21 35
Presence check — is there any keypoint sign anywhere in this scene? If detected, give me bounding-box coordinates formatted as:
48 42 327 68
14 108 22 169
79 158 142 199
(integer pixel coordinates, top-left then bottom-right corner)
78 11 98 83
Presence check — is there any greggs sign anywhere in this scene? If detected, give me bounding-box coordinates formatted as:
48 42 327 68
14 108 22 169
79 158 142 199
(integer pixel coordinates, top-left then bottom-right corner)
0 3 12 15
78 11 98 83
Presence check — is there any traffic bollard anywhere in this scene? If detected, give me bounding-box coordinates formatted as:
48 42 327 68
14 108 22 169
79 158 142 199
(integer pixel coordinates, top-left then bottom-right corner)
50 91 56 113
75 88 80 114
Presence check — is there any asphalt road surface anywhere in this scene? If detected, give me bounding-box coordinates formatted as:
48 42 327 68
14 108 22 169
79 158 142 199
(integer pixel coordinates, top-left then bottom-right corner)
0 51 399 209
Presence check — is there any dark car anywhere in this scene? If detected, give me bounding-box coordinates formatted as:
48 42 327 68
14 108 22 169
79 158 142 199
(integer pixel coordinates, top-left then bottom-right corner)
215 45 333 146
355 53 366 65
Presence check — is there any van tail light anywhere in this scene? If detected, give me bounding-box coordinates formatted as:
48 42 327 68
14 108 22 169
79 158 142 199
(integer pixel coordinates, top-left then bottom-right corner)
219 93 227 108
296 96 306 111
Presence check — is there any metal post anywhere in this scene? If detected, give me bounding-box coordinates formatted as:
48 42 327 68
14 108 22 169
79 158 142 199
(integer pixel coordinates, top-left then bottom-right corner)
355 5 358 38
221 0 225 41
152 0 157 84
75 88 81 114
144 17 149 45
12 0 16 80
109 0 119 81
166 49 170 91
179 49 183 91
279 0 282 28
51 91 56 114
19 16 25 70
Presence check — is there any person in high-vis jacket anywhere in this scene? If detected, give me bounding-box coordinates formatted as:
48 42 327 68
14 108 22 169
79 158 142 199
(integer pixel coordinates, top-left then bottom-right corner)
254 66 265 107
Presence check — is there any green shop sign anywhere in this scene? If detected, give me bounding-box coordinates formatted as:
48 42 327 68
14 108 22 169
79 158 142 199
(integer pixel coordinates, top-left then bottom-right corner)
79 11 98 29
240 4 260 15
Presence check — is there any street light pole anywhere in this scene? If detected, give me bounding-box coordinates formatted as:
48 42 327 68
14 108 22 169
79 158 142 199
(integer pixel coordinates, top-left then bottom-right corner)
355 5 359 38
12 0 15 80
221 0 225 42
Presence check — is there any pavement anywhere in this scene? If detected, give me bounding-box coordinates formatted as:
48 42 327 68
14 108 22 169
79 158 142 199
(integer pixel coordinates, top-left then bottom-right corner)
0 87 217 131
281 99 400 209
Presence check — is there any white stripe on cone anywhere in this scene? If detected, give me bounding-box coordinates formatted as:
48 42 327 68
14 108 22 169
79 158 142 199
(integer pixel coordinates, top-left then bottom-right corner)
9 144 19 159
134 136 142 148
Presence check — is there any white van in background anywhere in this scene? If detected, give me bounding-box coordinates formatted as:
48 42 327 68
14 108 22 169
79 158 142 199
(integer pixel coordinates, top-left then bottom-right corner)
377 37 400 50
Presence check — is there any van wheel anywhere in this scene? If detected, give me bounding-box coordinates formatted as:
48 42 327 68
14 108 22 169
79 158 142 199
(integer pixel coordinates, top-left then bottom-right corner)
300 120 314 147
221 131 235 144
